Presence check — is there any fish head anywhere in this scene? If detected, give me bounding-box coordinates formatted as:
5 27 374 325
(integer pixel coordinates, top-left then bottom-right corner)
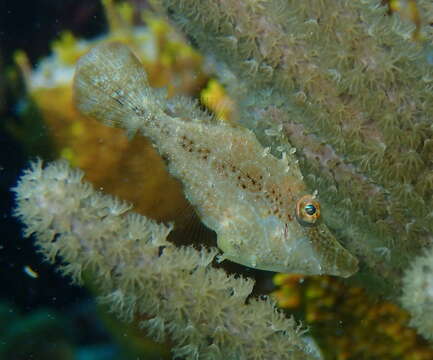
216 194 358 278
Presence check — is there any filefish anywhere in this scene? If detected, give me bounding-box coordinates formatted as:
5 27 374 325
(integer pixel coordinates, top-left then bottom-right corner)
73 42 358 277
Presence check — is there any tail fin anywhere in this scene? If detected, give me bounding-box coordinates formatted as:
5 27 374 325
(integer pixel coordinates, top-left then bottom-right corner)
73 42 153 135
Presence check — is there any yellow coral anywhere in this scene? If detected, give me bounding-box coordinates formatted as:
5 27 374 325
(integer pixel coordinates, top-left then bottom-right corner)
200 79 235 123
387 0 422 41
52 32 85 65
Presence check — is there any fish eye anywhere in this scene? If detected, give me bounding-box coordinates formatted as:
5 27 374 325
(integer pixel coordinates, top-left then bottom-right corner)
304 203 316 215
296 195 321 226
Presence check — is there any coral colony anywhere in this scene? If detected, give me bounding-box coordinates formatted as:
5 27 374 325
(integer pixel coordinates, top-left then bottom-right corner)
12 0 433 358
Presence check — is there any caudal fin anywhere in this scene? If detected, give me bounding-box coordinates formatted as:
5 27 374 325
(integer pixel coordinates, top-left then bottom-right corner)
73 42 153 134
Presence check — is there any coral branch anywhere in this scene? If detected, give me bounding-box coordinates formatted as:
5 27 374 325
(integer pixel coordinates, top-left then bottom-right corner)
13 160 314 360
401 245 433 341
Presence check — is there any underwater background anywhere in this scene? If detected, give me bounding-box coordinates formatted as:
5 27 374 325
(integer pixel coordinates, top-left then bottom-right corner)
1 1 433 359
0 2 123 359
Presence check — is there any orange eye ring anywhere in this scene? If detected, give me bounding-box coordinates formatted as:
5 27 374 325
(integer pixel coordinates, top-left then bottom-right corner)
295 194 321 226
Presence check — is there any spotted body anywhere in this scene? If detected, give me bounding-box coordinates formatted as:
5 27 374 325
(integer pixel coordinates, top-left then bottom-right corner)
74 42 358 277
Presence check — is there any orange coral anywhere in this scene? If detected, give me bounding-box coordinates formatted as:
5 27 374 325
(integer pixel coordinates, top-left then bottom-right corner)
32 85 189 223
273 274 433 360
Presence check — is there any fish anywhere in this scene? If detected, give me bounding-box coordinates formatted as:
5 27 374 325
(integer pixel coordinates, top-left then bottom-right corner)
73 42 358 277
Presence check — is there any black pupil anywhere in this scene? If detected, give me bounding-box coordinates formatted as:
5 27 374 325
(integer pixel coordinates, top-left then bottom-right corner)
305 204 316 215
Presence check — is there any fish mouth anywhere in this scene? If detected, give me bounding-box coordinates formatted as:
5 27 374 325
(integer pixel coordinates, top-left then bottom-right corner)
307 223 359 278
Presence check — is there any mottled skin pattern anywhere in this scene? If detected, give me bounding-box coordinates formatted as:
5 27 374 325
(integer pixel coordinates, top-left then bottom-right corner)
73 42 358 277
